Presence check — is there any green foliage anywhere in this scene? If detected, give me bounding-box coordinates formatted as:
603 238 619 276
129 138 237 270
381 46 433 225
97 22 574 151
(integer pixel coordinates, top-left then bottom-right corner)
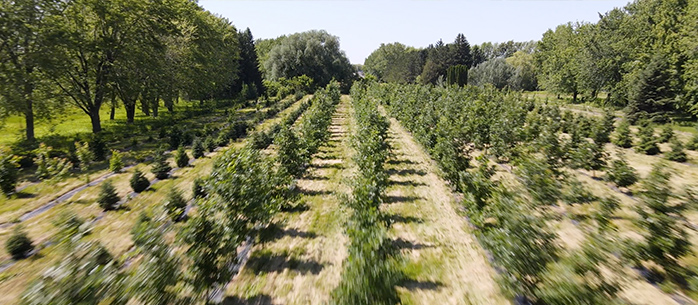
109 150 123 173
635 121 660 155
515 155 562 206
605 153 638 188
612 119 633 148
33 143 73 181
0 149 19 195
97 180 120 210
75 141 94 172
6 225 34 260
687 133 698 151
468 58 515 89
164 187 187 221
446 64 468 86
129 169 150 193
562 178 598 205
459 157 496 211
633 163 692 280
192 137 205 159
175 146 189 168
151 148 171 180
192 177 206 199
88 135 107 161
659 125 675 143
664 138 687 163
274 127 306 178
204 136 216 152
249 130 272 150
568 140 606 174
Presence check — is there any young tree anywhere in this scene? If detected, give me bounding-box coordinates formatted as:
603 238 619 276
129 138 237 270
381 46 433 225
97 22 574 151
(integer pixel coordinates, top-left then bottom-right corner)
97 180 120 210
274 127 306 178
658 125 675 143
109 150 123 173
633 163 692 280
151 148 172 180
164 187 187 221
605 153 639 189
664 138 688 163
192 177 206 199
0 149 19 196
75 141 94 172
687 133 698 150
175 146 189 168
635 122 661 155
130 169 150 193
612 119 634 148
5 225 34 259
192 137 205 159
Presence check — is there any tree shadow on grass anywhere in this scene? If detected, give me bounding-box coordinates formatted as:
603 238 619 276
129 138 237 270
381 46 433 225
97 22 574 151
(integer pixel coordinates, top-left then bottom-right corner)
300 188 333 196
245 251 325 275
399 279 443 291
310 163 344 170
387 159 416 165
222 294 274 305
385 214 423 224
257 223 318 244
387 168 427 176
316 154 338 160
280 202 309 213
303 174 329 181
385 195 422 204
13 191 35 199
388 180 426 187
392 238 434 250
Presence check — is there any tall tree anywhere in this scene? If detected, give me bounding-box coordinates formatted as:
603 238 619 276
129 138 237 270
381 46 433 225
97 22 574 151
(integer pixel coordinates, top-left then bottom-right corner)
0 0 60 141
234 28 264 98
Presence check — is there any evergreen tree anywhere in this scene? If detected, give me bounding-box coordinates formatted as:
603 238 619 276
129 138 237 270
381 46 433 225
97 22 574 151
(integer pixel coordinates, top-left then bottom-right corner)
151 148 172 180
5 225 33 259
192 137 205 159
130 169 150 193
192 177 206 199
164 187 187 221
658 125 674 143
635 121 661 155
451 33 473 68
612 119 633 148
274 128 306 178
175 146 189 168
109 150 123 173
687 134 698 150
235 28 265 97
97 181 120 210
605 153 638 188
664 138 687 162
626 52 677 123
0 149 19 196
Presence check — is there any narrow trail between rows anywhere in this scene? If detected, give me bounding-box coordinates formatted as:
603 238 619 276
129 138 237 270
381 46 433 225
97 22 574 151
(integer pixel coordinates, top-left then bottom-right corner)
381 110 509 305
224 96 352 305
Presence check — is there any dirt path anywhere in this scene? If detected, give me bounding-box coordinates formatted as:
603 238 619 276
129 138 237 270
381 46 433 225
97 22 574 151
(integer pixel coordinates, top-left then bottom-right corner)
224 96 352 305
382 112 509 305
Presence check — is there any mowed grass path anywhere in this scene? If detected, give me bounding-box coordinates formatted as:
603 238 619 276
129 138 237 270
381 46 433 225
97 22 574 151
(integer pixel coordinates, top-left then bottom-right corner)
381 109 508 305
225 95 352 304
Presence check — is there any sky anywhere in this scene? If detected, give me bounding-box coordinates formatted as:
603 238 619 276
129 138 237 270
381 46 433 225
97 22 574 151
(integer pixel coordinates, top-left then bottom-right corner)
199 0 631 64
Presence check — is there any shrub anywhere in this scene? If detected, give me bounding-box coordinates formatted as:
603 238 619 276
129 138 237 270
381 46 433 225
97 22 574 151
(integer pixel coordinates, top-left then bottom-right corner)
687 134 698 150
635 121 660 155
168 127 182 150
0 149 19 196
605 154 639 188
192 177 206 199
204 136 216 152
97 181 120 210
249 131 272 150
130 169 150 193
658 125 674 143
612 120 633 148
34 143 73 181
274 128 306 178
109 150 124 173
151 148 172 180
192 138 205 159
664 138 687 163
164 187 187 221
175 146 189 168
6 226 33 259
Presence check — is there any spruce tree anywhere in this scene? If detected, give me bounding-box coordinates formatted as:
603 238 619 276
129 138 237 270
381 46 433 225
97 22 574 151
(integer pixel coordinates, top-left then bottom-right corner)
658 125 674 143
605 154 638 189
97 181 120 210
151 148 172 180
6 225 34 259
687 134 698 151
175 146 189 168
192 138 205 159
664 138 687 163
164 187 187 221
130 169 150 193
635 121 660 155
612 119 633 148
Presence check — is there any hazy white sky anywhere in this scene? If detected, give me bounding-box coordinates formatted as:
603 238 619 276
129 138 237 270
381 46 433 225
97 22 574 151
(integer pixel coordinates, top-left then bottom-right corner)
199 0 630 64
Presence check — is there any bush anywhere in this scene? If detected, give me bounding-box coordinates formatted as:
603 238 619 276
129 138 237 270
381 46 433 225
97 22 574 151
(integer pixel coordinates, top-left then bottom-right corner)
204 136 216 153
687 134 698 150
97 181 120 210
6 226 33 259
0 149 19 196
605 154 638 188
109 150 124 173
164 187 187 221
665 138 687 163
612 120 633 148
249 131 272 150
175 146 189 168
274 128 306 178
192 177 206 199
130 169 150 193
192 138 205 159
74 141 94 172
34 143 73 181
658 125 674 143
151 148 172 180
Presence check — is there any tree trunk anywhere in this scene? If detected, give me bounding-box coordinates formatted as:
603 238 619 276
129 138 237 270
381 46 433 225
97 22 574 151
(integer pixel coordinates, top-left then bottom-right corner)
90 107 102 133
24 99 35 142
151 97 158 117
165 96 174 112
125 99 136 124
110 101 115 120
141 100 150 116
572 90 578 103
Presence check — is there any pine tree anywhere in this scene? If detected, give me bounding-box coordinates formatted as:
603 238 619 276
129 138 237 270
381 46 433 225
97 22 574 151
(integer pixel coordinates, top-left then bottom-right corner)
151 148 172 180
164 187 187 221
274 128 306 178
605 154 638 189
192 177 206 199
109 150 123 173
664 138 687 163
0 149 19 196
97 181 120 210
5 225 33 259
687 134 698 150
612 119 634 148
635 121 660 155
